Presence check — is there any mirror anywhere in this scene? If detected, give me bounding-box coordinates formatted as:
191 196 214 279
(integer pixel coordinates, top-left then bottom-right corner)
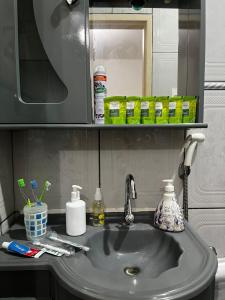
89 7 179 97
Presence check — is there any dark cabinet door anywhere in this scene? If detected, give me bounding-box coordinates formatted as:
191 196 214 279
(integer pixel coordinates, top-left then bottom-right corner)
0 0 91 124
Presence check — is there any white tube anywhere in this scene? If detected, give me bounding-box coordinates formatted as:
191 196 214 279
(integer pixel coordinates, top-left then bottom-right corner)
49 235 90 252
33 242 74 256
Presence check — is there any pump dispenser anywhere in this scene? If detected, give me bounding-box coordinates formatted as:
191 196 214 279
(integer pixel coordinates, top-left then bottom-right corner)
66 185 86 236
154 180 184 232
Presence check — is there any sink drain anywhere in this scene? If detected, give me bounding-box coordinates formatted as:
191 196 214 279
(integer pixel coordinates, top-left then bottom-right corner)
124 266 140 277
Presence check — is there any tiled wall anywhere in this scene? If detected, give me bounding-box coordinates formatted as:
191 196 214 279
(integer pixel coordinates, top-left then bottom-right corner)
13 129 184 212
189 0 225 259
0 131 14 235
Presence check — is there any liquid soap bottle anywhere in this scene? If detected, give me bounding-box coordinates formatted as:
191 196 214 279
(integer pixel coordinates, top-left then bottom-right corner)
92 187 105 226
154 180 184 232
66 185 86 236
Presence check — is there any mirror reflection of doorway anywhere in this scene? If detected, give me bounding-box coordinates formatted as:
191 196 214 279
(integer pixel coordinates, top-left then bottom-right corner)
90 14 152 97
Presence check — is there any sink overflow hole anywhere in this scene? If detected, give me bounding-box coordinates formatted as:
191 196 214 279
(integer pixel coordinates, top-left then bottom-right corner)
124 266 140 277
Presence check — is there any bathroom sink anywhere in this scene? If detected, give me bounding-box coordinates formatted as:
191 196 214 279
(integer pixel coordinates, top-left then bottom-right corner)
86 226 183 278
58 222 217 300
0 222 217 300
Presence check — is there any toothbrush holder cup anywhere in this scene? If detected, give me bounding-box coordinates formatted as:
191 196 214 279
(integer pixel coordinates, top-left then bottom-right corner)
23 202 48 241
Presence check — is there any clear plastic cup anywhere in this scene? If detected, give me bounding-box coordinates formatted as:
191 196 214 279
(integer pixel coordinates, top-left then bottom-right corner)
23 202 48 241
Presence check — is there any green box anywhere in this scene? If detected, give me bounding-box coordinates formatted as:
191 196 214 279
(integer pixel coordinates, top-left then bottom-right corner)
141 96 155 124
169 96 183 124
155 96 169 124
104 96 126 124
182 96 197 123
126 96 141 124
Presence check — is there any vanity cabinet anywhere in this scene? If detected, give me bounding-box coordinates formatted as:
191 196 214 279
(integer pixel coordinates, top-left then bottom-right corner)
0 0 92 124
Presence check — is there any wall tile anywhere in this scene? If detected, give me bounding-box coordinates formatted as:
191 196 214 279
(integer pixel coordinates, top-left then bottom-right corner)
13 129 99 212
205 0 225 81
152 52 178 96
153 8 178 53
189 209 225 258
100 129 184 211
0 131 14 224
189 91 225 208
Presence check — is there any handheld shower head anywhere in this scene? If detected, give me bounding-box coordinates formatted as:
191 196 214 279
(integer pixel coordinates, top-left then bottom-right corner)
186 133 206 143
184 133 205 167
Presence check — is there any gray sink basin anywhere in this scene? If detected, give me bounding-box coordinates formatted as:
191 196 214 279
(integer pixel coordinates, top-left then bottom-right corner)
0 222 217 300
86 227 183 278
58 223 217 300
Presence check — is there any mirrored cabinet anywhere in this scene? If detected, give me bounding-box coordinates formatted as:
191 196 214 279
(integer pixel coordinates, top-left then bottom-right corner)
0 0 206 127
0 0 92 124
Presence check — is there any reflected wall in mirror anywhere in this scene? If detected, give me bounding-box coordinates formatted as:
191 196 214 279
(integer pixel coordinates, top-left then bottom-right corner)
89 8 179 97
90 14 152 97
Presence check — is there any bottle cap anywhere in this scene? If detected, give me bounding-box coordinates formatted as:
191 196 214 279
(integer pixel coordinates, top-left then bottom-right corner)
2 242 10 249
95 65 106 74
95 187 102 201
162 179 174 192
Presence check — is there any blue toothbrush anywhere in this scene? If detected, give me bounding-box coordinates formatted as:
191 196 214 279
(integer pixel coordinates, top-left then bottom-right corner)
30 179 38 203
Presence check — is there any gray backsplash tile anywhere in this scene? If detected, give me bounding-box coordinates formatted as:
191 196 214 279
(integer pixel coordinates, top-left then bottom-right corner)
100 129 184 211
13 129 184 212
0 131 14 223
13 129 99 211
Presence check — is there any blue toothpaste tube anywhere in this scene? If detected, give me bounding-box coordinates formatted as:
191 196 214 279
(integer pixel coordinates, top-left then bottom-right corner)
2 241 43 258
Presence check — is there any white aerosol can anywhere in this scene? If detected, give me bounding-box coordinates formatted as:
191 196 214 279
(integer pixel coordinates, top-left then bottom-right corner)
94 65 107 124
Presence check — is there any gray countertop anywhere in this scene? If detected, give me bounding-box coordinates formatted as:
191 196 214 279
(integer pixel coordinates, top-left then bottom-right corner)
0 221 218 300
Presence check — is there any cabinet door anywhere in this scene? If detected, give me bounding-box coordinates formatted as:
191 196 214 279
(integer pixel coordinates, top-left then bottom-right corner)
0 0 91 124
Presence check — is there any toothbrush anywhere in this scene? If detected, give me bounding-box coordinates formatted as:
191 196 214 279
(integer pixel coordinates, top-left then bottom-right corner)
39 181 51 202
17 178 32 207
33 241 73 256
30 179 38 202
48 232 90 252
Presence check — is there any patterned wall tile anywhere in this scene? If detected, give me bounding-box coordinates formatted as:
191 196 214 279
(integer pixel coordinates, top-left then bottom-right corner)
189 209 225 258
189 91 225 208
100 129 184 211
13 129 99 212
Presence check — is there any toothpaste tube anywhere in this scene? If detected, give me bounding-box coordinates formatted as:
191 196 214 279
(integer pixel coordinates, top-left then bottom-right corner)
2 241 43 258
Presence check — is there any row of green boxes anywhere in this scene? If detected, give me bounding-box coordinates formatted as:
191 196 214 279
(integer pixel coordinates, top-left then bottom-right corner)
104 96 197 125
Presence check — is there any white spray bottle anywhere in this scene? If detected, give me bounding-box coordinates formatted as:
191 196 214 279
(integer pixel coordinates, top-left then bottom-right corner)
66 185 86 236
154 179 184 232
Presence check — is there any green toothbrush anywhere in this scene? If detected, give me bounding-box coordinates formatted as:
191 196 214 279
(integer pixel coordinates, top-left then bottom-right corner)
17 178 32 207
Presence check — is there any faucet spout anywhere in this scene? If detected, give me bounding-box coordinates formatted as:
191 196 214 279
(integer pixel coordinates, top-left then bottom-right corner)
124 174 137 225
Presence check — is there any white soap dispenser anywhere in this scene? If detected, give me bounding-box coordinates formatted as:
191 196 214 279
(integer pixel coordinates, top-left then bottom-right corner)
154 179 184 232
66 185 86 236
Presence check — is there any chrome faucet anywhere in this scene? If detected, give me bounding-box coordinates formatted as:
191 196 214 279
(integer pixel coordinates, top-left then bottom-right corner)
124 174 137 225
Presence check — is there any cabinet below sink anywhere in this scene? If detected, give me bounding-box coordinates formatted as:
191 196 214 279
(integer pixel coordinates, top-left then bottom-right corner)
0 269 216 300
